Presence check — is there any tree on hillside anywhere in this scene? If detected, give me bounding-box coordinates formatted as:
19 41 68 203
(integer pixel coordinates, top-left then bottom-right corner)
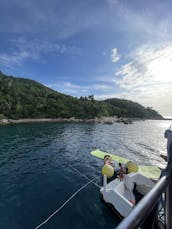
0 71 164 120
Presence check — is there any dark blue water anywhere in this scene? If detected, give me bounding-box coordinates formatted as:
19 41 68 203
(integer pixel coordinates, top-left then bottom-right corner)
0 120 170 229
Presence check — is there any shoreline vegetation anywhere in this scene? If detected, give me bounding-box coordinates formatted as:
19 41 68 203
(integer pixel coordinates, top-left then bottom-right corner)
0 71 164 122
0 116 166 125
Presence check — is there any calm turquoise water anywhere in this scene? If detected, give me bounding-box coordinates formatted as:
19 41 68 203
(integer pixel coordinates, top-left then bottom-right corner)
0 120 171 229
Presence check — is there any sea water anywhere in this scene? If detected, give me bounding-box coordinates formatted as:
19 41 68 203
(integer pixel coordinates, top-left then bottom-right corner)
0 120 170 229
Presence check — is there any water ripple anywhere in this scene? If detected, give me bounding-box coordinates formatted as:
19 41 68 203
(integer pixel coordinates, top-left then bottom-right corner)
0 120 169 229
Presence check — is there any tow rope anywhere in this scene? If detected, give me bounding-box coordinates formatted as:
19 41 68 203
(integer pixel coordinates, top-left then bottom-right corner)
35 178 96 229
35 165 100 229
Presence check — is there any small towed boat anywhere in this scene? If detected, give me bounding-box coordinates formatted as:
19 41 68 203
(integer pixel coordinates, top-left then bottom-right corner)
90 149 161 218
100 172 156 217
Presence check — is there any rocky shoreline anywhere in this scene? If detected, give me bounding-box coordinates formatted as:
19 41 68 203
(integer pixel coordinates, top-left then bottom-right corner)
0 116 150 125
0 116 131 125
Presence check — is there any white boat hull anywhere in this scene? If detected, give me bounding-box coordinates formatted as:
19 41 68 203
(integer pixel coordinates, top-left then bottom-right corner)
100 173 156 217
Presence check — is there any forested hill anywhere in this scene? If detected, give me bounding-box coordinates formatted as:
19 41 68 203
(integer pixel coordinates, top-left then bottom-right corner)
0 71 163 120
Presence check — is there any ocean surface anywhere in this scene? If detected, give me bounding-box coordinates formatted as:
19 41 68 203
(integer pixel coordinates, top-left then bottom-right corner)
0 120 171 229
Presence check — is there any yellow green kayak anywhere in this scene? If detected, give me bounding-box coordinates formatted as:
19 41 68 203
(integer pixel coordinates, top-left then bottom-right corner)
90 149 161 180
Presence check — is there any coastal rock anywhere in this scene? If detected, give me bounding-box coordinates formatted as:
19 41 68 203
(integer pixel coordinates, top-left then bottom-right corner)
0 119 11 124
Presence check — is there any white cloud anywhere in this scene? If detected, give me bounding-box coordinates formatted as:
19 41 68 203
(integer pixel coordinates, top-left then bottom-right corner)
10 38 81 56
116 44 172 88
115 62 143 89
47 81 115 97
47 82 87 95
111 48 120 63
115 43 172 116
0 50 39 68
0 38 81 67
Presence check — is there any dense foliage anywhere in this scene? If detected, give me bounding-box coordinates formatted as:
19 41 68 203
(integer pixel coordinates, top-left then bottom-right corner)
0 72 163 120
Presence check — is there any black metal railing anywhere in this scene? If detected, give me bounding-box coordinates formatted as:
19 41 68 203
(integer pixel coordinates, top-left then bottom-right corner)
116 155 172 229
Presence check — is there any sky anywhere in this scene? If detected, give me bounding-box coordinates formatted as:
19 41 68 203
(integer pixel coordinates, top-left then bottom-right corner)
0 0 172 117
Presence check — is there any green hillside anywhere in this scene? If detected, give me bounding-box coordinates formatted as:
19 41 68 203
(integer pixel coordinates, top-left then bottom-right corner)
0 71 163 120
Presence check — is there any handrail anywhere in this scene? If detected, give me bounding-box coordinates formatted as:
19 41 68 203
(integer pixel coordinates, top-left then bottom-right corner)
116 175 170 229
116 159 172 229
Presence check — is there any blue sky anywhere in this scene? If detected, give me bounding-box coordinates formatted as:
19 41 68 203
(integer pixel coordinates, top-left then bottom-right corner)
0 0 172 117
